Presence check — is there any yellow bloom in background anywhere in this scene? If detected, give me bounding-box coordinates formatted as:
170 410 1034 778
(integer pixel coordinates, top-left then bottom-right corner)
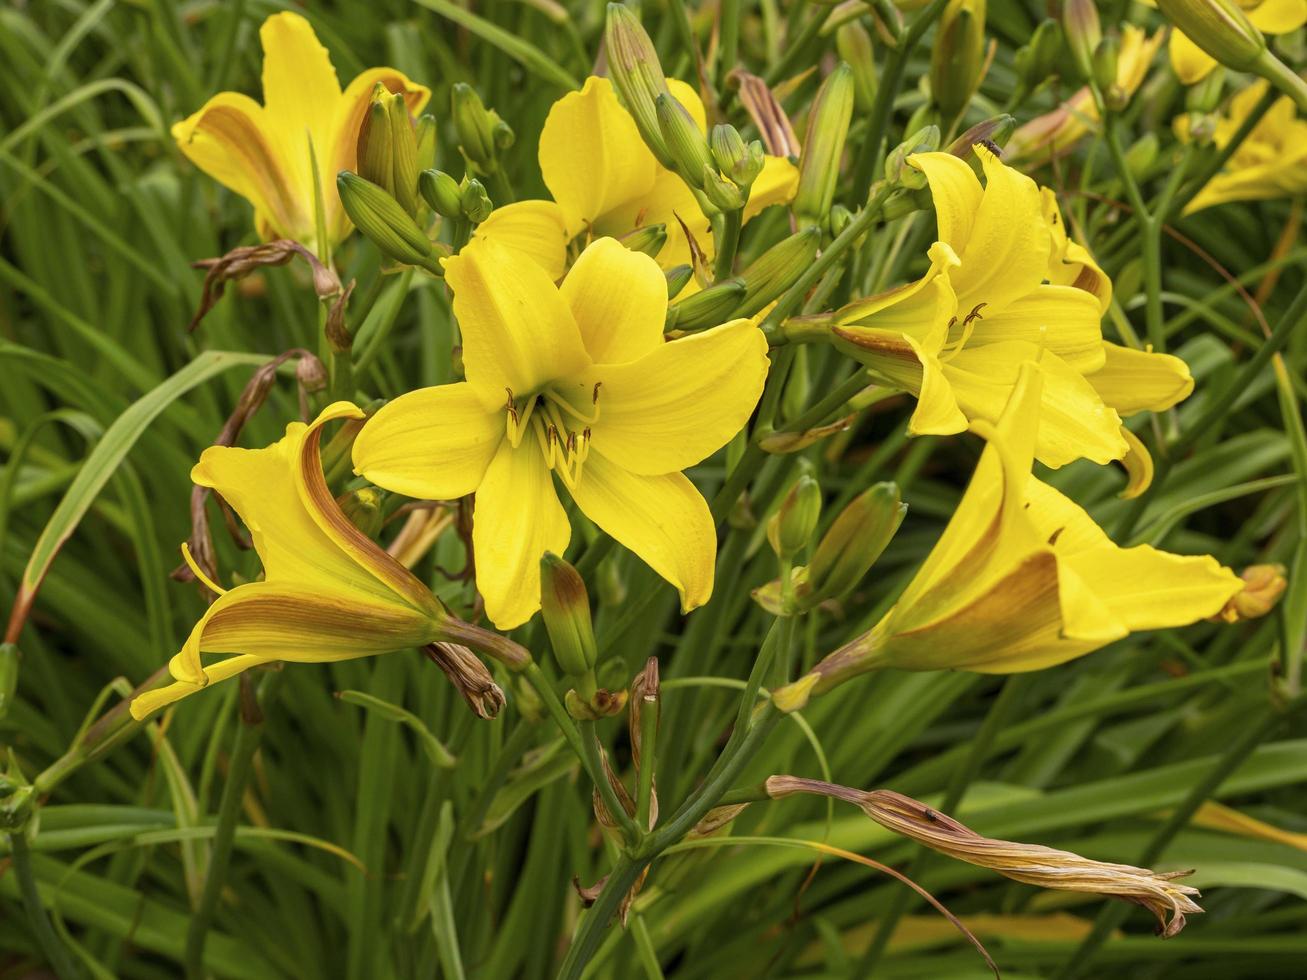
131 403 480 720
1008 27 1164 162
472 76 798 280
1169 0 1307 83
172 11 430 249
1177 80 1307 212
352 237 769 629
773 364 1242 711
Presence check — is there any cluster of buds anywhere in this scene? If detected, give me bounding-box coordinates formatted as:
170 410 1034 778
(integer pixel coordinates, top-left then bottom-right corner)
418 169 493 225
451 82 515 181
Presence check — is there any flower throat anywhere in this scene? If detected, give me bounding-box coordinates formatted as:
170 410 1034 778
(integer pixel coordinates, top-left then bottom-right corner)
504 382 602 490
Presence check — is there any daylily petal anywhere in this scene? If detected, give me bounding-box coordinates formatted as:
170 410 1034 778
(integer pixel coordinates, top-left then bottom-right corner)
837 241 960 349
1249 0 1307 34
571 452 714 612
967 284 1107 373
539 75 658 235
744 155 801 222
1169 29 1217 85
1065 544 1243 630
1119 426 1156 498
260 12 341 151
562 237 668 364
473 200 572 281
831 327 967 435
131 654 263 720
909 151 982 251
598 166 710 268
443 238 591 395
473 440 571 629
958 146 1052 311
586 319 768 475
1041 188 1113 311
353 383 503 500
172 93 305 242
1087 341 1195 416
943 344 1127 467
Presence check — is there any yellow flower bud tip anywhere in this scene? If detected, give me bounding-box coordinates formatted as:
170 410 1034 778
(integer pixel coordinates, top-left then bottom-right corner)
418 168 464 220
665 278 746 332
1157 0 1265 73
795 63 855 223
618 223 668 259
768 475 822 560
1218 564 1288 622
769 673 820 713
337 171 439 270
540 552 598 677
451 82 498 170
605 3 675 169
1063 0 1102 81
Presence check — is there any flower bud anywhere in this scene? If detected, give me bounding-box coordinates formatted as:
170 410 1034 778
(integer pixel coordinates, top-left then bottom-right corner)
415 114 438 173
1124 132 1159 181
930 0 986 120
357 94 395 196
945 114 1016 162
1093 34 1120 95
540 552 597 678
1185 68 1226 113
710 124 764 190
1156 0 1265 74
337 487 385 538
794 64 854 229
700 165 745 210
886 124 941 189
1218 564 1288 622
387 92 421 215
620 223 668 259
665 278 746 331
664 263 693 298
836 20 877 111
805 482 906 604
452 82 499 172
737 227 822 317
461 178 493 224
829 204 853 236
337 171 443 273
419 168 464 220
605 3 676 169
1063 0 1102 83
1014 19 1063 92
657 93 716 189
768 475 822 560
493 119 515 151
296 351 329 390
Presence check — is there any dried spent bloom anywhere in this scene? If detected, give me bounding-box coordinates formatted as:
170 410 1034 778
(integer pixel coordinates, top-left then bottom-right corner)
766 777 1204 937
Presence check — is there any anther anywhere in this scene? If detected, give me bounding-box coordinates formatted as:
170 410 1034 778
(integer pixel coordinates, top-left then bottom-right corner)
964 303 987 325
592 382 603 404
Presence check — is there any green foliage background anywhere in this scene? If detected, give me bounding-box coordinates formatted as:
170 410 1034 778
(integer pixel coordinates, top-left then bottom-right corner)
1 1 1306 978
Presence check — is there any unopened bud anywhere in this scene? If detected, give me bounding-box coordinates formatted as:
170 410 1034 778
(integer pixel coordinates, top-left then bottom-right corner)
620 223 668 259
701 165 745 210
794 64 855 229
945 115 1016 163
768 475 822 560
1124 132 1159 180
836 20 877 112
1186 111 1219 144
1093 35 1123 107
665 263 693 298
337 172 442 272
737 227 822 317
605 3 676 168
337 487 385 538
930 0 986 120
540 553 597 678
452 83 499 172
295 352 329 392
1219 564 1288 622
710 124 764 189
1014 19 1063 91
493 119 515 151
388 93 420 215
357 95 395 196
886 124 941 189
565 686 628 720
419 168 464 220
1063 0 1102 82
881 186 932 220
461 178 493 224
806 482 906 604
1156 0 1265 74
415 114 438 173
665 278 746 331
1186 68 1226 113
657 93 716 189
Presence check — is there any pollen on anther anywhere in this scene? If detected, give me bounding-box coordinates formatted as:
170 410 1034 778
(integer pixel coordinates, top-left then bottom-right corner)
592 381 603 404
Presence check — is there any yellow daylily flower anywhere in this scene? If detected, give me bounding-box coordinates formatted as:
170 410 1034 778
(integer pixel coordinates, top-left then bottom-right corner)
131 403 509 721
1008 26 1165 162
352 237 769 629
830 146 1129 469
1176 80 1307 212
772 364 1242 711
172 11 430 249
472 76 798 279
1169 0 1307 84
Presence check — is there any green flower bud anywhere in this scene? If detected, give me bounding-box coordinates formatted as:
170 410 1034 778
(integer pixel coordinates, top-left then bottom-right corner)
656 93 716 189
829 204 853 237
1093 34 1121 99
389 93 421 216
664 263 693 298
886 124 940 189
710 124 764 189
619 223 668 259
665 278 746 332
737 227 822 317
493 119 515 151
461 178 493 224
1014 19 1063 92
701 165 745 210
1156 0 1265 73
794 63 855 229
1063 0 1101 82
0 643 18 721
836 20 877 112
419 168 464 220
1124 132 1159 180
337 171 443 272
605 3 676 169
930 0 987 120
356 94 395 196
1185 67 1226 113
452 82 498 172
337 487 385 538
540 552 597 678
768 475 822 560
805 482 906 604
415 113 438 173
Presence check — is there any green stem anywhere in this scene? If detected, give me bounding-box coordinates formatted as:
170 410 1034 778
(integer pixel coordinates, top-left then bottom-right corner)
713 208 743 281
11 831 82 979
581 719 642 845
555 854 646 980
184 671 280 980
719 0 741 83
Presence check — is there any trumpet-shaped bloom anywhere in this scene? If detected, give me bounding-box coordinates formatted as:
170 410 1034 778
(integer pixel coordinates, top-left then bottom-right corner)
172 12 430 249
1176 81 1307 213
472 76 798 279
352 237 769 628
1168 0 1307 84
773 364 1242 710
131 403 490 720
1008 27 1164 162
